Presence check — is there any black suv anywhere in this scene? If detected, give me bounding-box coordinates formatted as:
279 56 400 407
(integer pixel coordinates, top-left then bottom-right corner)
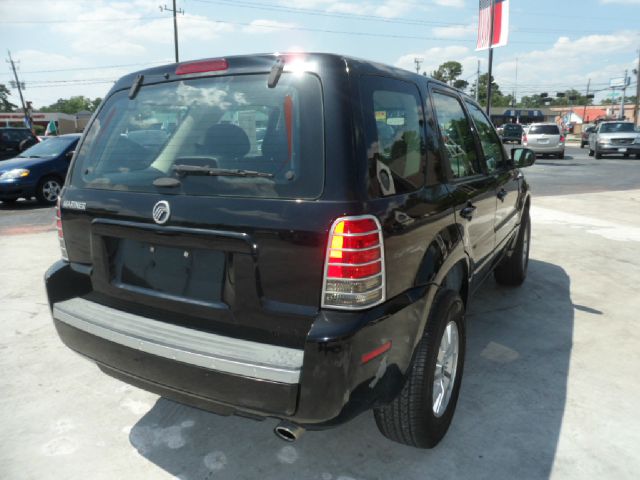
45 53 535 449
501 123 524 144
0 127 38 160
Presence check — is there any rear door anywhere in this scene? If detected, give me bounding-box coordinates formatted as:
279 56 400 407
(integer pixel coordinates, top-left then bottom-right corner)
464 100 520 249
429 87 496 279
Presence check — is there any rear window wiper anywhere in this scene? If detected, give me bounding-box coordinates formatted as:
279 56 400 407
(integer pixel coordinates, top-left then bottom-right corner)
173 164 274 178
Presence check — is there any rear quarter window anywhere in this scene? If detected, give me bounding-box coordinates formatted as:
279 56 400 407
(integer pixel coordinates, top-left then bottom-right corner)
359 75 428 197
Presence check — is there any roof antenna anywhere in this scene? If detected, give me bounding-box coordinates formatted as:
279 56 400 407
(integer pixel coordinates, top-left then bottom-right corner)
268 57 285 89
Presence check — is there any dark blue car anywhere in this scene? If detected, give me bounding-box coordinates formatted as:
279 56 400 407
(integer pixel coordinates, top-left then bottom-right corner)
0 134 80 205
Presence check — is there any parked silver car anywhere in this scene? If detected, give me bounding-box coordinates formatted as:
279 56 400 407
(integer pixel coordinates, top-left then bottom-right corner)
588 121 640 159
522 123 565 158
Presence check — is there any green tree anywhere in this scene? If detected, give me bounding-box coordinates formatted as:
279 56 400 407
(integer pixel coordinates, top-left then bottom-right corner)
469 73 512 107
41 95 102 114
431 61 469 90
0 84 18 112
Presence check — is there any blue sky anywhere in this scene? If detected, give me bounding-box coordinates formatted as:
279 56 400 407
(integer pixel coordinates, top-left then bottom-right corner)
1 0 639 108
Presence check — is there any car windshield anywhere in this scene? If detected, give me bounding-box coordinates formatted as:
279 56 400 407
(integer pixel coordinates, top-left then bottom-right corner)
599 123 635 133
17 136 77 157
529 125 559 135
70 73 324 200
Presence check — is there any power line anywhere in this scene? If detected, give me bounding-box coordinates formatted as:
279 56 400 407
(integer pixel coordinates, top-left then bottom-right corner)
16 61 169 74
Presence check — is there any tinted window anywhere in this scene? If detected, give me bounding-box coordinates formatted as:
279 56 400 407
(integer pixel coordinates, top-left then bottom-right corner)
71 73 324 200
529 125 560 135
503 124 523 134
465 101 506 173
360 76 426 197
432 92 479 179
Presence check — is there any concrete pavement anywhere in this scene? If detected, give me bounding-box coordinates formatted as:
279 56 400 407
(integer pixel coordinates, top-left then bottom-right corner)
1 161 640 479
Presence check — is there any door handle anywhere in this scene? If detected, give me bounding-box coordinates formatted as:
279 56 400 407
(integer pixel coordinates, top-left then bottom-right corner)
497 188 508 201
460 203 477 221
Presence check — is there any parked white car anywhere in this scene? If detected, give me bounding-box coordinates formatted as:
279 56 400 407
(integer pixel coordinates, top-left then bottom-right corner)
522 123 565 159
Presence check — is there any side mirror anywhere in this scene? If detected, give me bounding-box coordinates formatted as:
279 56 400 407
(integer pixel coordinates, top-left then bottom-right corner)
511 147 536 168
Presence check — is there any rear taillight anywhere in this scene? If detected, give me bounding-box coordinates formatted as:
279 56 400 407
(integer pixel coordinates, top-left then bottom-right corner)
322 215 385 310
56 197 68 261
523 134 527 143
559 135 565 143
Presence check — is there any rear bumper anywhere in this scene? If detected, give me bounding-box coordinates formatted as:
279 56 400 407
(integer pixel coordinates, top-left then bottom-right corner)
46 260 428 427
523 143 565 154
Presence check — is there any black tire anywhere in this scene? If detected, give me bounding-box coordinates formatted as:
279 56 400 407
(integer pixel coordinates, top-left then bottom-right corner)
595 146 603 159
35 176 63 205
558 152 565 159
494 209 531 286
580 141 586 148
374 290 466 449
588 149 594 157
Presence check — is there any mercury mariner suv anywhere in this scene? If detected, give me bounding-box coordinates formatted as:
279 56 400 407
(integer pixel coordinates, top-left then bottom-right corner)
45 53 535 449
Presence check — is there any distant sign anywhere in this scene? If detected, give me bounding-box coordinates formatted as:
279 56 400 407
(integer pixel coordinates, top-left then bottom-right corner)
610 77 630 88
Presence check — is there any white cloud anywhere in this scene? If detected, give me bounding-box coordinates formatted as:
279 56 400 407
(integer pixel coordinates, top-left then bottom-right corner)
242 19 297 34
433 0 466 7
432 23 477 39
396 45 481 84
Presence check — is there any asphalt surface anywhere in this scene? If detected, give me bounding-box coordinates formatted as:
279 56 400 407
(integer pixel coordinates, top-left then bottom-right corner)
1 144 640 479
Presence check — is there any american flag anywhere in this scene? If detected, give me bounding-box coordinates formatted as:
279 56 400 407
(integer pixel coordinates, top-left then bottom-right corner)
476 0 510 51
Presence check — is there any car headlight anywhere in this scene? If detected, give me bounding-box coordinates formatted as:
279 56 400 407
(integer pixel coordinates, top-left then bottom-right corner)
0 168 30 180
599 138 611 144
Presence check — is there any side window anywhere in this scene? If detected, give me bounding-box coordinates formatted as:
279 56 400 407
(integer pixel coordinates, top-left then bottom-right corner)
361 76 426 197
431 92 479 179
465 101 506 173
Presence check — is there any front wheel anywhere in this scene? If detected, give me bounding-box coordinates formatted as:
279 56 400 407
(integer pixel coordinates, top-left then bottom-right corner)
374 290 466 449
494 209 530 286
36 176 62 205
595 147 603 159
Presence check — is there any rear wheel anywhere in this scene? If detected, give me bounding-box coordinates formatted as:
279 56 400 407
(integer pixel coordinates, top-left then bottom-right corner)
558 152 565 159
36 176 62 205
374 290 466 449
588 149 594 157
494 209 530 286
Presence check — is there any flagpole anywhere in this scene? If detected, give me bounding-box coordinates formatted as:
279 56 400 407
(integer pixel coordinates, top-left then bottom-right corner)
486 0 496 116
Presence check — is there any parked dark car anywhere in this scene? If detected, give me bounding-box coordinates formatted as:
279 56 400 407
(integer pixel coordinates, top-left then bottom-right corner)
45 54 535 449
500 123 524 144
580 124 595 148
0 134 80 205
0 127 38 160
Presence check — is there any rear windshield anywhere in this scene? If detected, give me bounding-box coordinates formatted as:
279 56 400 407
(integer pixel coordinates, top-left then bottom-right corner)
599 123 635 133
503 124 522 133
529 125 559 135
71 73 324 199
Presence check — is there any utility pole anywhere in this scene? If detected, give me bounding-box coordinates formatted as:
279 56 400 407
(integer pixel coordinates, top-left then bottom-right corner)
635 49 640 125
582 78 591 123
486 0 496 115
414 58 423 75
6 50 31 128
475 60 480 102
620 70 628 120
513 57 518 108
160 1 183 63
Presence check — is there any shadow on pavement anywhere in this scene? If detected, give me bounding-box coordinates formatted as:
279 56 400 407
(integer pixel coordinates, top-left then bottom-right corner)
129 259 574 480
0 198 50 211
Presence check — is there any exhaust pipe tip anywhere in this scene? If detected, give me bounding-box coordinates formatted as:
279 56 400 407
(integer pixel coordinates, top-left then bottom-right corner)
274 420 305 442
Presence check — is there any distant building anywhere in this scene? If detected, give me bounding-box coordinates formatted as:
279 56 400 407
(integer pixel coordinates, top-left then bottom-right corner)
0 110 94 134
